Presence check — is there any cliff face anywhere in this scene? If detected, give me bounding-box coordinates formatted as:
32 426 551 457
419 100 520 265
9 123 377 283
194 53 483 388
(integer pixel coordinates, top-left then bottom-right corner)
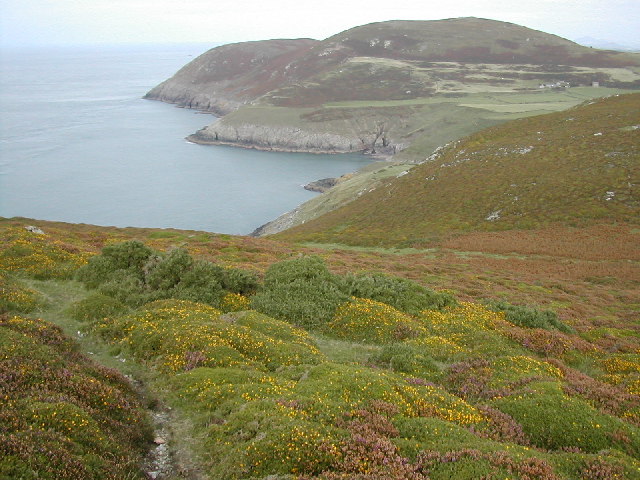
188 122 377 154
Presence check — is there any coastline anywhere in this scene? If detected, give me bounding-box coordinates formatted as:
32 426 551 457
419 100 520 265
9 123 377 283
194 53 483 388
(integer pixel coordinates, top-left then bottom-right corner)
185 134 393 160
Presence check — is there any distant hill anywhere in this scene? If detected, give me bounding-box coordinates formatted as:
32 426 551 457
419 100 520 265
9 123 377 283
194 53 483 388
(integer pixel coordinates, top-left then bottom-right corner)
144 38 318 115
275 93 640 247
145 18 640 157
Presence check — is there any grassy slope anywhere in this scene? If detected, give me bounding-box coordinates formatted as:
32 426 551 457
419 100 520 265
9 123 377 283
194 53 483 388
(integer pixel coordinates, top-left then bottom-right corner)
1 219 639 479
275 93 640 247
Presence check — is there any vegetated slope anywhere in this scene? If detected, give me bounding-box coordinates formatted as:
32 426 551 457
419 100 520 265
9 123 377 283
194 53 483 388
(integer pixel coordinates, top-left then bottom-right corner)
144 38 318 115
276 93 640 247
147 18 640 157
2 224 640 480
0 293 153 478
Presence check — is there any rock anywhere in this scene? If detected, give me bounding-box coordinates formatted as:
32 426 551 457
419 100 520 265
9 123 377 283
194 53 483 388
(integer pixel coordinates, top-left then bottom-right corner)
154 437 166 445
188 122 364 154
24 225 45 234
304 177 338 193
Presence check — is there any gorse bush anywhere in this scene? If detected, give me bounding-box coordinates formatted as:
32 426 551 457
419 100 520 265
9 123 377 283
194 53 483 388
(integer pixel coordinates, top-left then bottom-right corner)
0 227 90 279
488 300 574 333
0 273 43 314
252 256 455 331
251 256 348 329
327 297 426 344
66 293 127 322
341 272 456 315
370 343 440 378
75 240 257 308
94 300 324 373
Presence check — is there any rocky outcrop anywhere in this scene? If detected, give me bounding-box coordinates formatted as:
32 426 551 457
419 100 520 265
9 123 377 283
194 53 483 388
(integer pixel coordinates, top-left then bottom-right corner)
187 122 367 154
304 178 338 192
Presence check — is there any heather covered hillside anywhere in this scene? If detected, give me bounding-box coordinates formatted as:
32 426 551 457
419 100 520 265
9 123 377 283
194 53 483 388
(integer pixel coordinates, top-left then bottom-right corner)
1 218 638 479
276 93 640 247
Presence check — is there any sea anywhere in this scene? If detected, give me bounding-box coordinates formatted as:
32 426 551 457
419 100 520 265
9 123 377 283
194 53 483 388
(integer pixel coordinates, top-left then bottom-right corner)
0 44 371 235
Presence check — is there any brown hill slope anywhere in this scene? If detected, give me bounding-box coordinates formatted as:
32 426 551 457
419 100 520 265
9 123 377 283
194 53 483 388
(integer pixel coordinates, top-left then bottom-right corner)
144 38 318 115
275 93 640 247
147 18 639 113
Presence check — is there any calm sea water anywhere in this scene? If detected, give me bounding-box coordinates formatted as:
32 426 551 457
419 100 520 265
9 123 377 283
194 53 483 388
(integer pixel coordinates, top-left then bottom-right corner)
0 44 370 234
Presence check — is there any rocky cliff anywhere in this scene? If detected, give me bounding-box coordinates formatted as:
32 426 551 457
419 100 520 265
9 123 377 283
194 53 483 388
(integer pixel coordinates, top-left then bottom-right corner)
188 122 361 153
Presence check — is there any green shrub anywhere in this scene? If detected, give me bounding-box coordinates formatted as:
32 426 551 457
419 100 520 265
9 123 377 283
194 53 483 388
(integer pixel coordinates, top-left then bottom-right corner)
66 293 127 322
96 270 154 306
488 300 574 333
144 247 193 291
76 240 257 308
75 240 152 288
370 343 440 378
262 255 336 287
252 256 348 329
492 388 640 454
218 267 259 295
172 260 225 305
341 272 457 315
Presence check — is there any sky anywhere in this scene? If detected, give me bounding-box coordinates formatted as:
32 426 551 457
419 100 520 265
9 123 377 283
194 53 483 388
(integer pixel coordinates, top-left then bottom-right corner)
1 0 639 49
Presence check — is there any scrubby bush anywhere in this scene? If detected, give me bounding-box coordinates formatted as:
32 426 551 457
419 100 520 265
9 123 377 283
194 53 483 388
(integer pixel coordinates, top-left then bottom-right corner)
76 240 152 288
144 247 193 290
75 240 257 308
66 293 127 322
488 300 574 333
341 272 456 315
172 260 225 305
251 256 348 329
0 274 43 313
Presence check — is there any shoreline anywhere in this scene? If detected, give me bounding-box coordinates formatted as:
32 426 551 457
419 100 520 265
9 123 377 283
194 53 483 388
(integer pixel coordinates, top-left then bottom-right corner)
185 134 393 161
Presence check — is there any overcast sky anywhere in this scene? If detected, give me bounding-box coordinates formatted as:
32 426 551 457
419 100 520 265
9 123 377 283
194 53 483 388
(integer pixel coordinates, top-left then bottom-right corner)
1 0 639 49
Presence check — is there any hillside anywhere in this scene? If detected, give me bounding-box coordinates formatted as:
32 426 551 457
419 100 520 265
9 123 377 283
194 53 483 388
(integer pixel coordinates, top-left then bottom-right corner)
145 38 318 115
1 217 639 479
146 18 640 157
275 93 640 247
